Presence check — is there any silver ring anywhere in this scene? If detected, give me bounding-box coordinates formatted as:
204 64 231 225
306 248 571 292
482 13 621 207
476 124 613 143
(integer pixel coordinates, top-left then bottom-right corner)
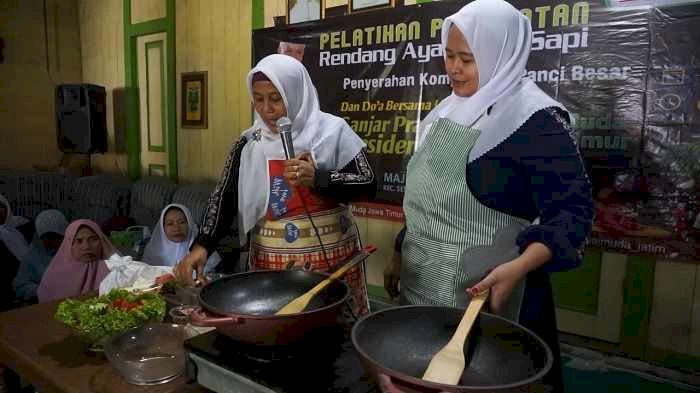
296 170 300 179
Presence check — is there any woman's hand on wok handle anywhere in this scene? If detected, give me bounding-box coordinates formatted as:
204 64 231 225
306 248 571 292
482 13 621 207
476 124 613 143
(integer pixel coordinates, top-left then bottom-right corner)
174 244 208 286
467 242 552 314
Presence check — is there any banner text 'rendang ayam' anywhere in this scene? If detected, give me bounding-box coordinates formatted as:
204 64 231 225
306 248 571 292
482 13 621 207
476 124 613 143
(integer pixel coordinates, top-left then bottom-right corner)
318 2 591 67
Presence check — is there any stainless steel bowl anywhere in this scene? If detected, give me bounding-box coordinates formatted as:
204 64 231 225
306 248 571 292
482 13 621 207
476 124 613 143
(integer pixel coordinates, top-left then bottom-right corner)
104 323 187 385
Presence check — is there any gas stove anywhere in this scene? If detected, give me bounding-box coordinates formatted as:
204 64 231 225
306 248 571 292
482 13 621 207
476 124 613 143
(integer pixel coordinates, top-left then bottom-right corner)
184 324 378 393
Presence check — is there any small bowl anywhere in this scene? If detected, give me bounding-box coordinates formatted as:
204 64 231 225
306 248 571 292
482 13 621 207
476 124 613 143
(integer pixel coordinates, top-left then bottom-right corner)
169 305 195 324
104 323 187 385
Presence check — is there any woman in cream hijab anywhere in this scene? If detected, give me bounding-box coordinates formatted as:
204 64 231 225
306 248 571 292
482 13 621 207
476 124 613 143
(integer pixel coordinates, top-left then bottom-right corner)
385 0 593 391
175 54 376 316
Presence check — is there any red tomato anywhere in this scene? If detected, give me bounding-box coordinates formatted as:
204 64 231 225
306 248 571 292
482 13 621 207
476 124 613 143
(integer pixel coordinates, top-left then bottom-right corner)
111 298 143 311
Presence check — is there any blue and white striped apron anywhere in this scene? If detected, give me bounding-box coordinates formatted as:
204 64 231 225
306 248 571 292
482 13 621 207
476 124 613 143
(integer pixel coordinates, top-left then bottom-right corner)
401 117 529 321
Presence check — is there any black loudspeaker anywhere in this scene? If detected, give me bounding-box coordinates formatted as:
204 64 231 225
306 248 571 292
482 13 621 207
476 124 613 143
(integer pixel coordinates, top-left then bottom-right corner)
56 84 108 154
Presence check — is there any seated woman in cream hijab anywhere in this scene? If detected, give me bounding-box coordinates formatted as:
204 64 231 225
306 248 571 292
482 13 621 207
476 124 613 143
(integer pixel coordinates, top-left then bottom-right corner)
38 219 117 303
142 204 220 273
175 54 376 316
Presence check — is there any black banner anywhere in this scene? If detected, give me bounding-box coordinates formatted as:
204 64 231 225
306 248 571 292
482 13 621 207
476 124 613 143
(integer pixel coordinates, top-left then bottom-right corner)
253 0 700 260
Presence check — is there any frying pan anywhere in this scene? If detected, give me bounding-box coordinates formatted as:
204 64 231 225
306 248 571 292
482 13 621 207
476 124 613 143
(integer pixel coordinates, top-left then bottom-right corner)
352 305 552 392
188 269 349 345
189 247 373 345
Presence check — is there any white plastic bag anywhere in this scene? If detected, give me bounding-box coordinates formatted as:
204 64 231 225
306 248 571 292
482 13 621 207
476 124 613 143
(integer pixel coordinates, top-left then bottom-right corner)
99 254 173 295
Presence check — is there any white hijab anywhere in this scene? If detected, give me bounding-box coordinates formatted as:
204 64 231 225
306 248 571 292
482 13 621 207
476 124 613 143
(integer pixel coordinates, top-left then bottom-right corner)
238 54 366 235
142 203 221 270
0 194 29 260
418 0 568 161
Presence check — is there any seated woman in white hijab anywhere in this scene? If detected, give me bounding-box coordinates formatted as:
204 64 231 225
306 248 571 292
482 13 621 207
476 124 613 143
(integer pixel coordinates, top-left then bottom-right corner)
13 209 68 304
142 204 221 274
0 194 30 310
174 54 376 316
0 194 33 241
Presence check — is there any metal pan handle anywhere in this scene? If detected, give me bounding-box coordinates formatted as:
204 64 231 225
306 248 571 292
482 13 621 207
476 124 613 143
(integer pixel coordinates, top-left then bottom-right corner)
284 244 377 273
188 306 244 327
328 244 378 280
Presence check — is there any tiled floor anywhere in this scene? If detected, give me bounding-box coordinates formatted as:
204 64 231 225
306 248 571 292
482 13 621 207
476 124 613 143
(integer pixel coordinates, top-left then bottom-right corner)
561 348 700 393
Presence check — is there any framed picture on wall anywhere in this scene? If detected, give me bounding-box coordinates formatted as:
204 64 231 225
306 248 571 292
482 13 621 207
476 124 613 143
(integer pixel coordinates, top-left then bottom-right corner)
287 0 324 24
349 0 394 13
181 71 208 129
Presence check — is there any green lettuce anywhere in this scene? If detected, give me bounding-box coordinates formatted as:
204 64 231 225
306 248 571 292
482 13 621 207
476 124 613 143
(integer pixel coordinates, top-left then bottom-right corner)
55 289 166 345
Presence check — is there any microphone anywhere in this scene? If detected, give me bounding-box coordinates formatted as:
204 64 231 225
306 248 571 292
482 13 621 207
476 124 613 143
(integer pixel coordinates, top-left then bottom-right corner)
276 117 295 159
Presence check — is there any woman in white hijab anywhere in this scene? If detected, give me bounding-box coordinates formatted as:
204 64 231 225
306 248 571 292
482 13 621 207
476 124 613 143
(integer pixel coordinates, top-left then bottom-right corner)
13 209 68 303
174 54 375 316
385 1 593 391
142 204 220 273
0 194 29 261
0 194 30 310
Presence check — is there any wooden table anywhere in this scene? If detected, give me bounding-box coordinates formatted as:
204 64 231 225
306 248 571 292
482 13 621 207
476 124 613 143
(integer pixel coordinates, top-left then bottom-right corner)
0 299 208 393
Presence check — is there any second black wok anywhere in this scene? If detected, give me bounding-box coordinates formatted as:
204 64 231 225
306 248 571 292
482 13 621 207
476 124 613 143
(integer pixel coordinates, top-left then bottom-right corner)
352 305 552 392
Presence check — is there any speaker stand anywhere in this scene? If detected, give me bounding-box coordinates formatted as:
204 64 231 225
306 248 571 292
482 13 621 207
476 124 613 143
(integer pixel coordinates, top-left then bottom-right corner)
59 152 93 177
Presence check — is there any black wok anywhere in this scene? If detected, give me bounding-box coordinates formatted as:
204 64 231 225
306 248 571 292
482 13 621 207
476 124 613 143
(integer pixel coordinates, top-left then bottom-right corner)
352 305 552 393
189 270 350 345
189 246 375 345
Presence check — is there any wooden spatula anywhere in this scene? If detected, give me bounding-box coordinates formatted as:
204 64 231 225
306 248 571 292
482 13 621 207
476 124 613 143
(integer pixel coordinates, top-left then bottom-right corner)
422 289 490 385
275 244 377 315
